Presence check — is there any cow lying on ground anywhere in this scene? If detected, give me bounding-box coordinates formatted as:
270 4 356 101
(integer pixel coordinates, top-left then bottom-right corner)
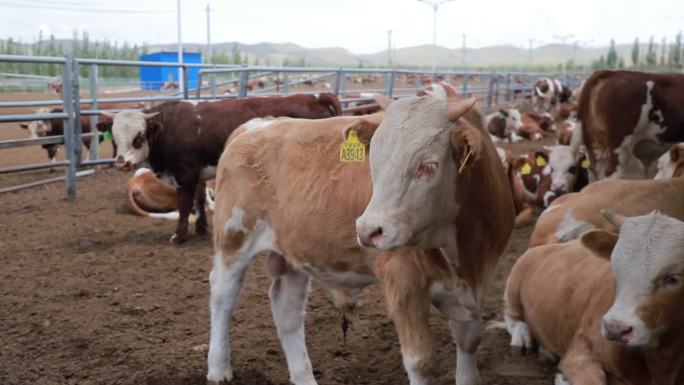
208 93 513 385
126 168 181 220
655 143 684 179
110 93 342 244
576 70 684 179
485 109 524 142
529 173 684 246
519 114 544 141
505 211 684 384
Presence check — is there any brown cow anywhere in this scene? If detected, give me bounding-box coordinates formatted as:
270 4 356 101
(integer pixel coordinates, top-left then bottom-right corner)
109 94 342 244
529 175 684 247
576 70 684 179
356 93 514 383
519 114 545 141
505 211 684 384
655 142 684 179
125 168 179 219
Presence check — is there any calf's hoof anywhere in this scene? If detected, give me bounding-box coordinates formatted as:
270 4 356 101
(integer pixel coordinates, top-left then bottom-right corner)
207 370 233 385
170 233 187 244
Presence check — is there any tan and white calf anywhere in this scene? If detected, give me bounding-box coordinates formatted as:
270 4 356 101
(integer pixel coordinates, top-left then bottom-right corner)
356 94 515 383
505 211 684 384
529 176 684 246
485 109 524 143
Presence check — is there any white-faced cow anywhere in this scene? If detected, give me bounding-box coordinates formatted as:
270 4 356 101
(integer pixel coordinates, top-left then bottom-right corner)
208 93 513 385
485 108 524 142
506 211 684 384
533 77 572 112
529 174 684 247
577 70 684 179
109 94 342 243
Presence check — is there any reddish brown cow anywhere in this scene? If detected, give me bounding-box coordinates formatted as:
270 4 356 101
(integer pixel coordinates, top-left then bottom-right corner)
576 70 684 179
655 142 684 178
109 93 343 243
519 114 545 141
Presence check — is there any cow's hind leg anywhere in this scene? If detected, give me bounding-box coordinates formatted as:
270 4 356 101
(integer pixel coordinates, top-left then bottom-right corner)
207 214 275 383
268 253 317 385
450 319 481 385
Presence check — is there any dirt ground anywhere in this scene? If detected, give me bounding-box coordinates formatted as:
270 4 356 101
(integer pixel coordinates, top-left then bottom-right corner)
0 89 557 385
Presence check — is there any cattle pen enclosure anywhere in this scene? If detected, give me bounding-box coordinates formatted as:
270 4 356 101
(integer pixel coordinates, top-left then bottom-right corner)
1 53 582 385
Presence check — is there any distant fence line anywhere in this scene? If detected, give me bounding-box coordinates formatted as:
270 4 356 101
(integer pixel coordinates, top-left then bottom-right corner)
0 53 585 199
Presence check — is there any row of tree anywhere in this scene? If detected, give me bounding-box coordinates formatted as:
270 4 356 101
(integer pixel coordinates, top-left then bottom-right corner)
593 32 684 70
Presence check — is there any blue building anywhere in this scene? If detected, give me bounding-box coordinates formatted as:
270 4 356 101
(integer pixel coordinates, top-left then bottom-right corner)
139 51 202 90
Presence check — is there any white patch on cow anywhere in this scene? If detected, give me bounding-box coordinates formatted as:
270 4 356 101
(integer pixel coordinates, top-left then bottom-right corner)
505 315 533 350
224 206 247 233
554 208 594 242
614 80 669 179
425 83 448 101
147 211 180 220
359 92 374 98
654 150 676 179
181 99 202 106
542 190 557 208
542 164 551 176
242 117 276 133
402 355 428 385
22 108 51 138
554 373 570 385
200 166 217 180
133 167 152 177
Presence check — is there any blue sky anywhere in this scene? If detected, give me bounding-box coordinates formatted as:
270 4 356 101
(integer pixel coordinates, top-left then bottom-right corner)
1 0 683 52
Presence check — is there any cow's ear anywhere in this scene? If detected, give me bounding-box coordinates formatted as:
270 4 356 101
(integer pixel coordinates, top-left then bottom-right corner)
451 118 483 171
20 123 28 129
580 229 618 260
342 119 378 146
372 94 393 110
100 111 116 119
447 97 476 122
96 120 113 133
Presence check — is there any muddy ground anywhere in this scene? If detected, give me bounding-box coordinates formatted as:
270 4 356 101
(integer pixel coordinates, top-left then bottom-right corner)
0 90 557 385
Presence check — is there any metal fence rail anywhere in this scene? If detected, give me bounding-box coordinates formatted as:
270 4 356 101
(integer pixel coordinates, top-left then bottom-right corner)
0 53 585 199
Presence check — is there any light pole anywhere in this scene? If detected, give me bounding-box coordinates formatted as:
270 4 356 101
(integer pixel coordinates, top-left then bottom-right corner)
388 30 392 67
206 3 212 64
462 33 466 68
417 0 454 74
177 0 184 93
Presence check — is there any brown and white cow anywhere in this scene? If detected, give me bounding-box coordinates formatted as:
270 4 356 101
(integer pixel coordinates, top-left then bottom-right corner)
532 77 572 112
519 113 545 141
556 119 576 146
355 93 515 383
485 109 524 142
109 94 342 244
125 167 180 220
576 70 684 179
529 175 684 247
208 94 513 385
506 211 684 384
655 143 684 179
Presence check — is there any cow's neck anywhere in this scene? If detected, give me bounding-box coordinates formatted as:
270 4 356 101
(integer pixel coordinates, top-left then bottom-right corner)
643 332 684 385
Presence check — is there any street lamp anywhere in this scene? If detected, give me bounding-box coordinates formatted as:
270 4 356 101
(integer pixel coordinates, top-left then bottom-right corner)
417 0 454 74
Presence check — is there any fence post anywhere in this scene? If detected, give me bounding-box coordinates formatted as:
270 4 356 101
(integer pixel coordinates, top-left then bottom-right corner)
486 72 495 111
462 71 469 96
88 63 99 161
182 66 189 99
283 72 289 94
505 73 511 102
494 73 500 105
386 70 395 97
62 56 77 200
333 68 343 96
238 69 249 98
72 60 83 167
210 73 217 99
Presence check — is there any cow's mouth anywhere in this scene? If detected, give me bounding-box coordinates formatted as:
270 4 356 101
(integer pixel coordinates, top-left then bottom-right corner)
115 156 134 171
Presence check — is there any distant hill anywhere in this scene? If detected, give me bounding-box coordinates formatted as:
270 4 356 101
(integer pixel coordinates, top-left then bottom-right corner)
150 41 639 68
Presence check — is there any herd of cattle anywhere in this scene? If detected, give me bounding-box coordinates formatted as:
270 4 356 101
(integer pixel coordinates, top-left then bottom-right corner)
20 70 684 384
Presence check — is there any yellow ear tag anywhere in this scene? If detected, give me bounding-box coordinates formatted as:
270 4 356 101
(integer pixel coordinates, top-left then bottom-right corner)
340 130 365 162
536 156 547 167
581 159 590 169
520 163 532 175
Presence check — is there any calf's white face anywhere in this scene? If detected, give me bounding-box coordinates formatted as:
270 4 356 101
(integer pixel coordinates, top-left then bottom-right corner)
546 145 577 193
20 108 51 138
506 109 524 132
356 96 476 251
583 212 684 348
110 110 159 170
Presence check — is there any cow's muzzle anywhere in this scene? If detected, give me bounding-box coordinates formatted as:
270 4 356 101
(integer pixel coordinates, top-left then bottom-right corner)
355 215 411 251
115 155 133 171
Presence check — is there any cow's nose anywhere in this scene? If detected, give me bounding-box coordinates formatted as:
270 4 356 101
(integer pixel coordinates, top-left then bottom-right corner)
114 155 128 169
602 319 634 343
356 224 385 248
551 181 565 191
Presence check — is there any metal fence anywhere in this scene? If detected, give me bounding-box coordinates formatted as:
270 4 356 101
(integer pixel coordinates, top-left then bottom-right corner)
0 53 584 199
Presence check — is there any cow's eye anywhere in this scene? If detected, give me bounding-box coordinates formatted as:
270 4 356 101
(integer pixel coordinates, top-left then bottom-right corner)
662 274 680 287
416 160 438 178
